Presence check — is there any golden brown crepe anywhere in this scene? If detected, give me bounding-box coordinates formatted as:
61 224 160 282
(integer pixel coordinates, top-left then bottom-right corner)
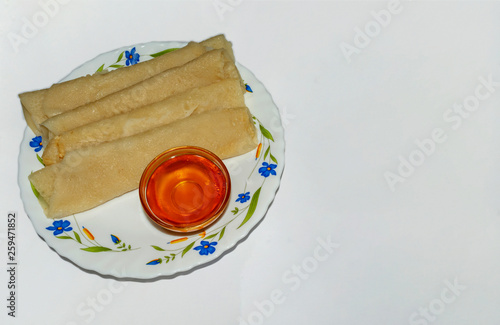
19 89 48 136
40 49 242 140
42 79 246 165
200 34 235 62
18 34 234 136
42 42 210 118
29 107 257 219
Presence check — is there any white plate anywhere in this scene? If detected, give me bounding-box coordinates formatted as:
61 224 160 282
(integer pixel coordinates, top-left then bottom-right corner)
18 41 285 279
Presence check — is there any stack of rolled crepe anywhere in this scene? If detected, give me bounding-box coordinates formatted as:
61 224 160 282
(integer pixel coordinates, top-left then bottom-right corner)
21 35 258 219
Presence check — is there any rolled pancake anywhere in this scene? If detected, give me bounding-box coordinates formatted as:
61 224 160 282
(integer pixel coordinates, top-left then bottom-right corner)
42 79 245 165
18 34 234 136
41 49 243 139
19 89 48 135
22 105 40 136
200 34 235 62
42 42 209 118
29 107 257 219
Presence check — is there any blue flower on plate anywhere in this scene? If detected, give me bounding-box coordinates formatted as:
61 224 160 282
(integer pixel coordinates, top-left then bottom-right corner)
46 220 73 236
194 241 217 256
245 84 253 93
111 234 121 244
125 47 140 66
146 258 161 265
29 136 43 152
258 162 277 177
236 192 251 203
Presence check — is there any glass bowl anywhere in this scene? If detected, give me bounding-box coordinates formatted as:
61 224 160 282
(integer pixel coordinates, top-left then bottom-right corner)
139 146 231 232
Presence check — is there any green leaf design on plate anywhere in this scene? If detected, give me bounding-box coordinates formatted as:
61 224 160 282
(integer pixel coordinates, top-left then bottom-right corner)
231 207 239 215
29 179 40 199
73 231 82 244
263 146 270 160
56 236 73 240
237 187 261 229
270 153 278 164
204 233 217 240
150 48 178 58
151 245 165 251
116 51 124 62
109 64 124 69
219 227 226 241
36 154 45 166
80 246 112 253
259 125 274 142
182 241 196 257
96 64 105 73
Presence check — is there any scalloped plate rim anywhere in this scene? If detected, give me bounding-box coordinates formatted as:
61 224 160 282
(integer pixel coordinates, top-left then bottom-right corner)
17 40 285 279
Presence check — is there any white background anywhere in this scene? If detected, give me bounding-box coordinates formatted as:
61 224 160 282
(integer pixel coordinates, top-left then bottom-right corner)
2 1 500 324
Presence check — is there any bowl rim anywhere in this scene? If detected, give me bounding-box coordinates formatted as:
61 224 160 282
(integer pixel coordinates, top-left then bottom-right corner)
139 146 231 233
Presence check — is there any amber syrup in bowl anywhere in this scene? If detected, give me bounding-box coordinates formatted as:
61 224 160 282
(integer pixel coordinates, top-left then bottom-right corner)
139 146 231 232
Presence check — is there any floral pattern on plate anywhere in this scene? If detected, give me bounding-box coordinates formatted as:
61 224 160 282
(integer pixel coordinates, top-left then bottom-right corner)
18 41 285 279
45 218 137 253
